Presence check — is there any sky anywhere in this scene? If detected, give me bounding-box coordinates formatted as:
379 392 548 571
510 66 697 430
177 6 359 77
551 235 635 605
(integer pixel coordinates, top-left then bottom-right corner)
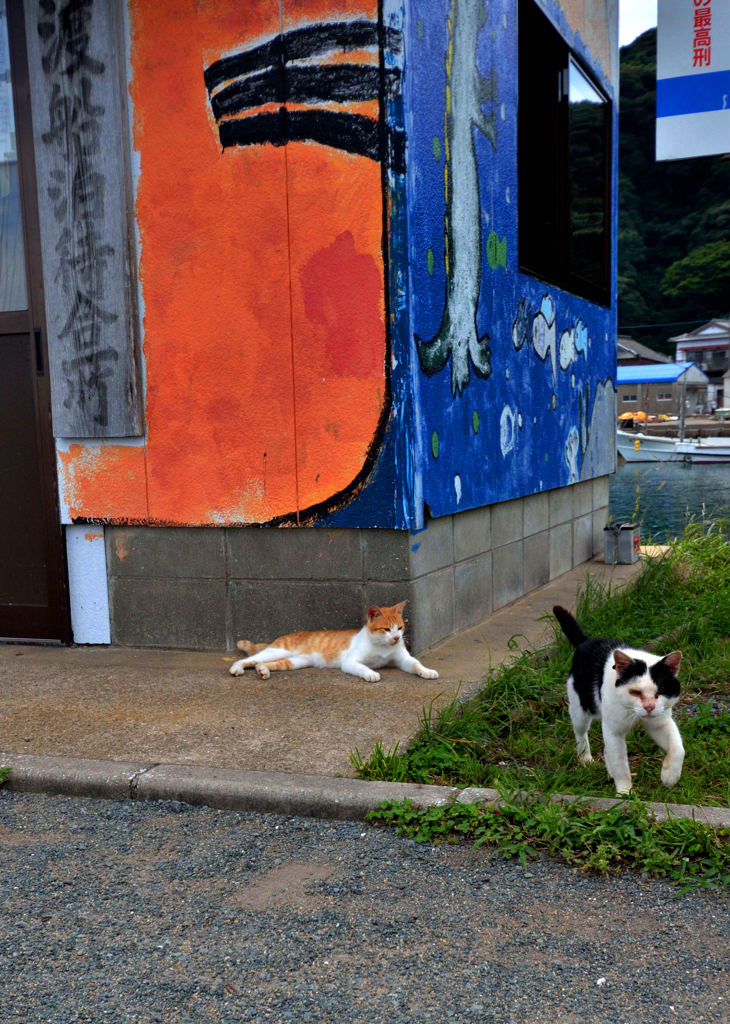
620 0 657 46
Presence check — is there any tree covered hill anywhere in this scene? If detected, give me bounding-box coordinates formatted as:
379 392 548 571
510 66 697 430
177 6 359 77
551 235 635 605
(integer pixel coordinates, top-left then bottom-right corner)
619 28 730 355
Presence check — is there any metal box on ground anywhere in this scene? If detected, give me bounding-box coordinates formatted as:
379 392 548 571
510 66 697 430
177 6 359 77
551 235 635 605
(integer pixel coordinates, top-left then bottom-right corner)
604 522 641 564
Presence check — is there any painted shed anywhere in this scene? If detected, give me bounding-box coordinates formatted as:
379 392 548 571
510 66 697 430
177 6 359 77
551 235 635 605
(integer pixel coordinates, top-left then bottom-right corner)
1 0 618 653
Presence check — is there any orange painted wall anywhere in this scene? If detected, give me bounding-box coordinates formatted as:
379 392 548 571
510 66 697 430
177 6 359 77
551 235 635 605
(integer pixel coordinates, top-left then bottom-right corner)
58 0 387 526
58 443 148 523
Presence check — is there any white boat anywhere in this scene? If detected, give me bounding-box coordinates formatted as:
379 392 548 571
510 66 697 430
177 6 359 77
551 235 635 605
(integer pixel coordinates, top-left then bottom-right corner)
617 429 730 463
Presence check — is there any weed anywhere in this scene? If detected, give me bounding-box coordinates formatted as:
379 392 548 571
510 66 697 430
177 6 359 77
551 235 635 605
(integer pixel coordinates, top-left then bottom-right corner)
351 741 413 783
683 701 730 736
367 792 730 893
0 765 9 787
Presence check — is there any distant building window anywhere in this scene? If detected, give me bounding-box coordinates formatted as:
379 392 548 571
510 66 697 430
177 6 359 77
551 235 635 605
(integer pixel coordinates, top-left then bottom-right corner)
622 394 638 403
657 392 672 401
518 0 611 306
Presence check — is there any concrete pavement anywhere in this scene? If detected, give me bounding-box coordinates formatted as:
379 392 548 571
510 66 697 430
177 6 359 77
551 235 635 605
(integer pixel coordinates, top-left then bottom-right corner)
0 556 642 778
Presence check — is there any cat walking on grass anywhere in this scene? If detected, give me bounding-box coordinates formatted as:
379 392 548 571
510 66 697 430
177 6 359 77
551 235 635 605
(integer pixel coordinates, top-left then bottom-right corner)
553 605 684 795
229 602 439 683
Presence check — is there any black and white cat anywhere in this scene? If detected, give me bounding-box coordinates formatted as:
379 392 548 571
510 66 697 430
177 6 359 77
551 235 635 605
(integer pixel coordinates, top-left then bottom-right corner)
553 605 684 795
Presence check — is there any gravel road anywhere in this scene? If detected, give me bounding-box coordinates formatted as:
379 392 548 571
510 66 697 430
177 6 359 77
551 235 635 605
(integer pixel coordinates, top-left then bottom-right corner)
1 790 728 1024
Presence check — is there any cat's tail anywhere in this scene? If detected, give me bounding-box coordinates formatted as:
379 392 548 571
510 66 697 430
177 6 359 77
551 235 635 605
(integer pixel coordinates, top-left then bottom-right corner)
552 605 589 647
236 639 268 654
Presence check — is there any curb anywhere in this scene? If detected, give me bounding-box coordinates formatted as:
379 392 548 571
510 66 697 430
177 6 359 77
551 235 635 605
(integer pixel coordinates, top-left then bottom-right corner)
3 753 730 828
0 753 458 820
457 786 730 829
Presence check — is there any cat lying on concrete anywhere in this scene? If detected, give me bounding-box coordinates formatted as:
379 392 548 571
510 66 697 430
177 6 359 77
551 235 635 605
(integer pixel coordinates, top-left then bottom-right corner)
229 602 439 683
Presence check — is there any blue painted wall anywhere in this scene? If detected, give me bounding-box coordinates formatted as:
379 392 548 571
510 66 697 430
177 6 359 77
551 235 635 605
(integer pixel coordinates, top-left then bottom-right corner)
402 0 617 525
322 0 617 530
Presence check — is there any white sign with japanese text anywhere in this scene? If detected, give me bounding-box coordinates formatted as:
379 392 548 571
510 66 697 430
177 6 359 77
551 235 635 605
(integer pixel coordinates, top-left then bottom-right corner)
656 0 730 159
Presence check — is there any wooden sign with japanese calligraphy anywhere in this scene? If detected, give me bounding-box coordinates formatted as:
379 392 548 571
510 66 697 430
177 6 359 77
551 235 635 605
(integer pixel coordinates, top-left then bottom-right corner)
24 0 142 437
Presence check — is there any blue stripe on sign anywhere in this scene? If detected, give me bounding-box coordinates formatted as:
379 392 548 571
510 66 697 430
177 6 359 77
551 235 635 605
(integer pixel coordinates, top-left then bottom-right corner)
657 69 730 117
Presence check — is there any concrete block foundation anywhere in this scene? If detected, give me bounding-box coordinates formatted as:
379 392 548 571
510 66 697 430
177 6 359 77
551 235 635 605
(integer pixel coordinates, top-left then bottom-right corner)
104 478 612 654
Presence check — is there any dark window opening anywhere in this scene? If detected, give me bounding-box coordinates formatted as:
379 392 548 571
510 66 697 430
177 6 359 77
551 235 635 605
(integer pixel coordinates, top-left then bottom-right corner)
518 0 611 306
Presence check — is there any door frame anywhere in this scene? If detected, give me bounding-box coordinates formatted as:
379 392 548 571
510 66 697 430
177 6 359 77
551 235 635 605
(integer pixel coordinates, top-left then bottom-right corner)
1 0 70 643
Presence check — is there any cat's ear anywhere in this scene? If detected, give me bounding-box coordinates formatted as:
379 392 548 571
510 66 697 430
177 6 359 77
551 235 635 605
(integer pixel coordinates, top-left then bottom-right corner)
393 600 407 615
613 649 634 675
367 606 381 622
662 650 682 675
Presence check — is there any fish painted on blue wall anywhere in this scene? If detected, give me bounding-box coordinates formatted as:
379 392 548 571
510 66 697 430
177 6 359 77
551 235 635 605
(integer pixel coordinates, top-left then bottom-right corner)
410 0 616 520
415 0 498 396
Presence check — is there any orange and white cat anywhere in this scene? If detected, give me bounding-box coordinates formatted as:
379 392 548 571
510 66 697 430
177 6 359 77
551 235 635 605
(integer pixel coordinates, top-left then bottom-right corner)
229 602 439 682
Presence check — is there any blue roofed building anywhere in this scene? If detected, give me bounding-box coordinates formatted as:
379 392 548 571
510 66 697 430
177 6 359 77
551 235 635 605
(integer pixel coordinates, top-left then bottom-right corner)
617 363 710 417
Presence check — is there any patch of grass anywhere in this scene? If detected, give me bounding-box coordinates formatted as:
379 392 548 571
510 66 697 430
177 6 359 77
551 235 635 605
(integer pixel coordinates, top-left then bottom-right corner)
367 792 730 893
0 765 10 786
351 518 730 806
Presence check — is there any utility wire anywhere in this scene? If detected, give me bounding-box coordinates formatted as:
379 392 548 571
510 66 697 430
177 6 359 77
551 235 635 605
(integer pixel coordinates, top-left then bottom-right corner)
619 318 728 330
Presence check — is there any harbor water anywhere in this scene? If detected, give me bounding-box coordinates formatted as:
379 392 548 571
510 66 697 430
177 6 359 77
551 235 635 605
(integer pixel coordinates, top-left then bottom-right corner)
609 462 730 542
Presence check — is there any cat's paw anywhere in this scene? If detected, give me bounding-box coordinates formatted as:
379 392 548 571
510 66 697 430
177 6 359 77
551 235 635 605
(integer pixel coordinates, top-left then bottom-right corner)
661 764 682 788
578 752 593 765
614 782 632 795
363 669 381 682
418 667 439 679
256 664 271 680
229 661 245 676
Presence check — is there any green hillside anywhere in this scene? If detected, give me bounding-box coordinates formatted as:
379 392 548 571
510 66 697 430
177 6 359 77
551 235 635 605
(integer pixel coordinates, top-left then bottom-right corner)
619 29 730 355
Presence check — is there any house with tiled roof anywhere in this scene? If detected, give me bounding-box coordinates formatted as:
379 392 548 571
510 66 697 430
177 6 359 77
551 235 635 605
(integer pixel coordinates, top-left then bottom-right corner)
672 320 730 405
617 336 670 365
